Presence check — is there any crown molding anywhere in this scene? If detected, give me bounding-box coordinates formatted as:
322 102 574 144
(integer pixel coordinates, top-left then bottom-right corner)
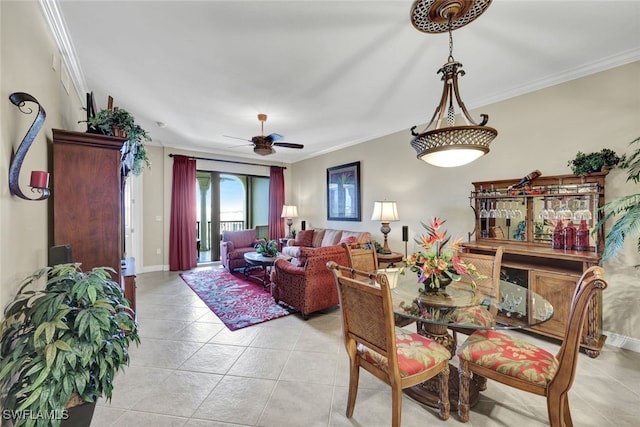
38 0 87 102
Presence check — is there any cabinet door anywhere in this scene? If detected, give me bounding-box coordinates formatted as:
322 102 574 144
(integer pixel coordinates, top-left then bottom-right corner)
529 270 579 339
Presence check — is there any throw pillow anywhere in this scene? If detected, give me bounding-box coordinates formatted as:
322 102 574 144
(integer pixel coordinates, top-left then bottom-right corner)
338 235 357 246
294 229 314 247
321 229 343 246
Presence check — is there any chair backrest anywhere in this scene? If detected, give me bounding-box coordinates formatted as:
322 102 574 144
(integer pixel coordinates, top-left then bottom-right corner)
221 229 257 247
342 242 379 272
327 261 396 363
553 266 607 391
458 246 504 300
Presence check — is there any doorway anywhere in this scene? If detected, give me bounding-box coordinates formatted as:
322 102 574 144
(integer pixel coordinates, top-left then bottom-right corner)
196 171 270 263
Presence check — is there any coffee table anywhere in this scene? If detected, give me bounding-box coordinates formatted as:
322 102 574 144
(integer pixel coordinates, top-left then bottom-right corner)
243 251 291 289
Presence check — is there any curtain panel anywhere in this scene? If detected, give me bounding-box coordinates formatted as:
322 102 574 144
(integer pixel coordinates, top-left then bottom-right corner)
169 155 197 271
268 166 285 240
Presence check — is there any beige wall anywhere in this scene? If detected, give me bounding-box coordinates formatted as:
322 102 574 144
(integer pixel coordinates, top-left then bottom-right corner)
290 61 640 344
0 1 84 310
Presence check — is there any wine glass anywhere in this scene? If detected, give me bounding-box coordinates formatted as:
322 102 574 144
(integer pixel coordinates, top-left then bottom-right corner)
500 201 510 218
489 201 500 218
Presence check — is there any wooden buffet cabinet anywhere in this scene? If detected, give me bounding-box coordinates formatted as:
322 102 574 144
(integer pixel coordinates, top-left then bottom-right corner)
52 129 136 315
462 172 607 357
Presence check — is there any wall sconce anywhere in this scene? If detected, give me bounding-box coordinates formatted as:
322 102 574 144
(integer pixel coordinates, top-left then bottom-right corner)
281 205 298 238
371 201 399 254
8 92 49 201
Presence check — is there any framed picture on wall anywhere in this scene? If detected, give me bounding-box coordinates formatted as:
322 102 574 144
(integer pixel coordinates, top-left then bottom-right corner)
327 161 361 221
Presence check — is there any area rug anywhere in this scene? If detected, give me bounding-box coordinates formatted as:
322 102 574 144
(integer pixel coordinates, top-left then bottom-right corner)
179 268 291 330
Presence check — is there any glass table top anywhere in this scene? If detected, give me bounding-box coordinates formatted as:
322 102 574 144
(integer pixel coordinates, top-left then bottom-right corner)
389 271 554 330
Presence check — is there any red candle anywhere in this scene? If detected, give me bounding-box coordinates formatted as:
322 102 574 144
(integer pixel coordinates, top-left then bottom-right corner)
30 171 49 189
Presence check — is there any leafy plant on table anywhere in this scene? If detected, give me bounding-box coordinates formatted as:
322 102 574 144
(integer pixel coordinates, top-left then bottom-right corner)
256 240 278 257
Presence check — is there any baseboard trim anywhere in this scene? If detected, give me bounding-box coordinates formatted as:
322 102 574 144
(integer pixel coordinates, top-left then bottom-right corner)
139 264 167 273
603 331 640 353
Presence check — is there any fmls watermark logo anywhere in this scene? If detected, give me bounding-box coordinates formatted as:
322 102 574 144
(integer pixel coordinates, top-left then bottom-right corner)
2 409 69 421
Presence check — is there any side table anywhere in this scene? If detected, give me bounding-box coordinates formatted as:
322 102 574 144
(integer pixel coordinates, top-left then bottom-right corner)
377 251 404 268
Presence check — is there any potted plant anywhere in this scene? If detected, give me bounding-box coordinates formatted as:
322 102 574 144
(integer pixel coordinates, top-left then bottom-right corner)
595 136 640 262
0 263 139 427
255 240 278 257
567 148 624 176
86 108 151 177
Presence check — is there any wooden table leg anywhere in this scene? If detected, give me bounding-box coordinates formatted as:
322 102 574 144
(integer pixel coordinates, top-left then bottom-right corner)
403 321 480 412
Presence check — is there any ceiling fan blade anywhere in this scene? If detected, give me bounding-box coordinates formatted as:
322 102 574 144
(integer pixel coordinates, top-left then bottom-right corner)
267 133 284 142
223 135 251 142
273 142 304 149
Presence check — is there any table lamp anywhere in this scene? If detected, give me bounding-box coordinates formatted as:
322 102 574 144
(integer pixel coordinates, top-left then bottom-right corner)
371 201 399 254
281 205 298 238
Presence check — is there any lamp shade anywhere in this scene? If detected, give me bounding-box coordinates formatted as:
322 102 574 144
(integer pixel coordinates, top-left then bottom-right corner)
371 201 399 221
281 205 298 218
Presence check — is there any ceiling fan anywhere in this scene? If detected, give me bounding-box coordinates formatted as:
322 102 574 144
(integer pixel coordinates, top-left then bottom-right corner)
224 114 304 156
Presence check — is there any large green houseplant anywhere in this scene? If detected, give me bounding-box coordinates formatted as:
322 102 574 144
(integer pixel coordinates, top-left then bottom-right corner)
87 108 151 177
0 264 139 427
596 137 640 263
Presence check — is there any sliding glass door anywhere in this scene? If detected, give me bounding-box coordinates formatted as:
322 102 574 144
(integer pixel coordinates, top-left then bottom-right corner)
196 171 269 263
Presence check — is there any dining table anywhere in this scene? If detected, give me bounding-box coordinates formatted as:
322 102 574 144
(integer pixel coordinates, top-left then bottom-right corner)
390 272 554 411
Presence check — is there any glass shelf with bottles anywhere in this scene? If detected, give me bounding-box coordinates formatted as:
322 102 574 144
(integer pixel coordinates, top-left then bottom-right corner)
469 172 606 251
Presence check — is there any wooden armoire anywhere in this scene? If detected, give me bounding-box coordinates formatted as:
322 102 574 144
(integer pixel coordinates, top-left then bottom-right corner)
52 129 135 310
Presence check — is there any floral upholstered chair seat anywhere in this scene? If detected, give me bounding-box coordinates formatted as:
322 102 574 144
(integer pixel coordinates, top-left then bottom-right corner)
458 329 559 386
450 305 495 328
358 327 451 377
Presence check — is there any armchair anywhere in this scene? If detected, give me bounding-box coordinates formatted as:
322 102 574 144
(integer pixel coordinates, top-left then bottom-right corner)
272 245 348 319
220 229 265 272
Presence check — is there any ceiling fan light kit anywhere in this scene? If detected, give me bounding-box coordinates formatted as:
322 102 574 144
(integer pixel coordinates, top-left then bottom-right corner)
409 0 497 168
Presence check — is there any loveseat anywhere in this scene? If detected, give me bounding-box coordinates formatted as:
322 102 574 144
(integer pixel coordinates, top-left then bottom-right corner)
220 229 265 272
272 227 372 318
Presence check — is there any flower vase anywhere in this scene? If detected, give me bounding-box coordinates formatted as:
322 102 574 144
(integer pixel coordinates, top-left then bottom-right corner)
421 275 453 293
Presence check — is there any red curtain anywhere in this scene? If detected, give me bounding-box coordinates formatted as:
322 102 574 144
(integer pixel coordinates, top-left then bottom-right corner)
169 155 197 271
268 166 286 240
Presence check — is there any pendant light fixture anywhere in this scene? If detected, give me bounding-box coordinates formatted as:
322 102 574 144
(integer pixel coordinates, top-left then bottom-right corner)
409 0 497 167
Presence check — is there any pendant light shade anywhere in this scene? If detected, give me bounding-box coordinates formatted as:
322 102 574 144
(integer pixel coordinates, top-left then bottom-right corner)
409 0 497 167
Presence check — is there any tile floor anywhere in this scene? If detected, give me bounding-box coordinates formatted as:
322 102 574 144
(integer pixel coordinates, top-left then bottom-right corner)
92 265 640 426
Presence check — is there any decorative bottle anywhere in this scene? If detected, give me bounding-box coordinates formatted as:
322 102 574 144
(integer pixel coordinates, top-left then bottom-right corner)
575 219 590 251
552 221 564 249
564 220 576 250
508 170 542 192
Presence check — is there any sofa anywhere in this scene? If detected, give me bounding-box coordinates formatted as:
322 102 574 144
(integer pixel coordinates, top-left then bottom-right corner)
220 229 266 271
271 227 372 318
281 227 372 265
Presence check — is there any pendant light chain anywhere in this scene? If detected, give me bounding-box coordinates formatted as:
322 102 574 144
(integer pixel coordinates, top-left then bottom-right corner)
448 15 454 62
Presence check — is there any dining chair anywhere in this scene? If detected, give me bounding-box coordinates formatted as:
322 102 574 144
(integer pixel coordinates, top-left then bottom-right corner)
341 242 379 271
457 266 608 425
342 243 412 327
447 246 504 344
327 261 452 426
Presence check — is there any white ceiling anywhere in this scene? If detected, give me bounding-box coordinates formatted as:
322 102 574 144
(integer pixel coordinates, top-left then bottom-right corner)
54 0 640 164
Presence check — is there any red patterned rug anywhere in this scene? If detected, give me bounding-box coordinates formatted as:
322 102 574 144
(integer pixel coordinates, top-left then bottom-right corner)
179 268 291 330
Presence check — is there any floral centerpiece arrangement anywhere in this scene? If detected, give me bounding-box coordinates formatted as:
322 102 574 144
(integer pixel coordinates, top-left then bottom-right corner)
256 240 278 257
405 217 484 293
